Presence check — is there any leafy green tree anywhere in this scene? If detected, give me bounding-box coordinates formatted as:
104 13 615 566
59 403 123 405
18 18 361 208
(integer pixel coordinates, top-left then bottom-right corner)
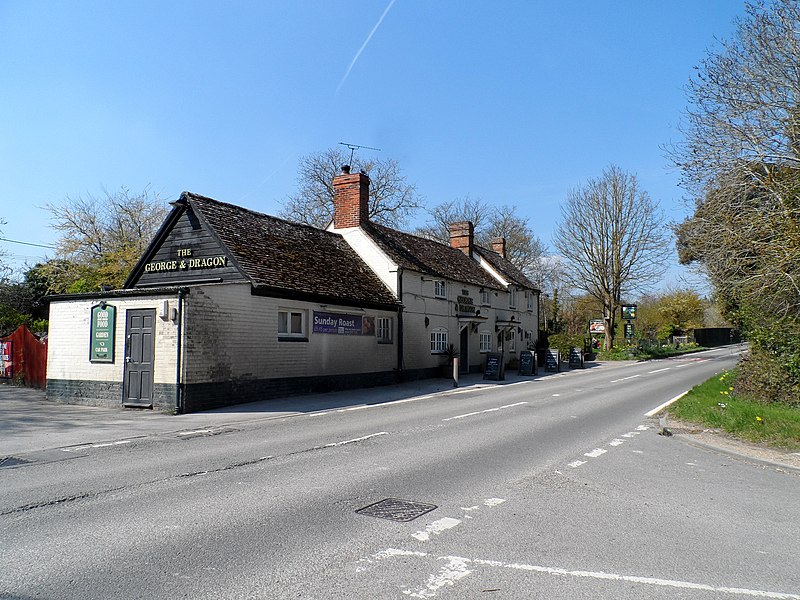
670 0 800 404
43 187 167 291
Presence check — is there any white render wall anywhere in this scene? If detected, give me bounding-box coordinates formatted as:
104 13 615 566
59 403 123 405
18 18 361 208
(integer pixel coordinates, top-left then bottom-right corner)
47 294 180 385
183 283 399 384
399 270 538 371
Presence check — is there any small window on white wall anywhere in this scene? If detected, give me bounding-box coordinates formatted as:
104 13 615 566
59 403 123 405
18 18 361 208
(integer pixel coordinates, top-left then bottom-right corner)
479 331 492 353
278 309 306 339
480 288 490 306
509 287 517 309
526 291 534 311
430 327 448 353
434 280 446 298
377 317 393 343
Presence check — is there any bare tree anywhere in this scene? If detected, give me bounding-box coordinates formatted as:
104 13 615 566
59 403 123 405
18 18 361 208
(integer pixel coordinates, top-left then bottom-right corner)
43 187 167 291
416 197 547 282
280 148 422 228
670 0 800 197
553 165 669 350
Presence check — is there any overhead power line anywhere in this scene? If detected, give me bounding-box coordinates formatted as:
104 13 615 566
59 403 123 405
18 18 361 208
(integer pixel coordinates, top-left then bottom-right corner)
0 236 57 249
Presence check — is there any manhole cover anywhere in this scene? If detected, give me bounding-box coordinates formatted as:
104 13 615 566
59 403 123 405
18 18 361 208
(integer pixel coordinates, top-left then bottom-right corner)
356 498 437 522
0 456 32 468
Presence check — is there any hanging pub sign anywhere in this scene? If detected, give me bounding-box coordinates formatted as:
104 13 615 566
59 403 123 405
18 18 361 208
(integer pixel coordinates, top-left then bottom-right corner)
1 340 12 378
621 304 637 320
312 311 374 336
90 303 116 363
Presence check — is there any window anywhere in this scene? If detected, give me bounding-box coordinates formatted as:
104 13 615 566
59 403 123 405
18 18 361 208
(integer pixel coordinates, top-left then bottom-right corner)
480 288 490 306
527 290 534 311
377 317 393 343
430 328 448 353
434 280 446 298
509 287 517 309
479 331 492 353
278 309 306 339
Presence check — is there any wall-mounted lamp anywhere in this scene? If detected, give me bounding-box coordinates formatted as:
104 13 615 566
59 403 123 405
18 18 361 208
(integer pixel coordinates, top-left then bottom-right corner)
425 316 430 328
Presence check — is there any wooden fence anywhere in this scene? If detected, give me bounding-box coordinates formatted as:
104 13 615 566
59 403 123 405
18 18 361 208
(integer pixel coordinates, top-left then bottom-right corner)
0 325 48 389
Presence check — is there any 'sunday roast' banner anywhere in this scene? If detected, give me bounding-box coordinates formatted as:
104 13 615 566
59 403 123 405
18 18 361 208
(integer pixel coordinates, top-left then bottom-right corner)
312 311 375 336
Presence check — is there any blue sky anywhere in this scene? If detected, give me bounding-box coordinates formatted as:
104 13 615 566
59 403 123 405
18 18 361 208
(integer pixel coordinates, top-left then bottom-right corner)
0 0 744 287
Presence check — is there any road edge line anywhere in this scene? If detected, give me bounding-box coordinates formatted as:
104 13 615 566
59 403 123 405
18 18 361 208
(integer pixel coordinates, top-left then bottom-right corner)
644 391 688 417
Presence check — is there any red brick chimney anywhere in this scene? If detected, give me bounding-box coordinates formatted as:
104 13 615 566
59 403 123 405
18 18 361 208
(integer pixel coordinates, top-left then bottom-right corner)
491 237 506 259
449 221 474 257
332 165 369 228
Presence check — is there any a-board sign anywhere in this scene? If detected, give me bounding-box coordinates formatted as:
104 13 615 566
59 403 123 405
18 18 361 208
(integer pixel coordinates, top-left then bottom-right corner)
545 349 560 372
518 350 536 376
483 352 503 380
569 347 584 369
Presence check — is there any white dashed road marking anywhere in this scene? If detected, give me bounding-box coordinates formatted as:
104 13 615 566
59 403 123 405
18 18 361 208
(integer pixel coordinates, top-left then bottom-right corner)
411 517 462 542
442 402 527 422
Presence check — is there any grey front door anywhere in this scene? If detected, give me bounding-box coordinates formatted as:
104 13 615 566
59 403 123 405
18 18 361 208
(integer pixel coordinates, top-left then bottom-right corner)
123 309 156 407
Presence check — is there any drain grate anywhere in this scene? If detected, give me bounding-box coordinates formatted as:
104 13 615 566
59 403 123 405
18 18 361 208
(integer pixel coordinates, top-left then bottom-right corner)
356 498 438 522
0 456 32 468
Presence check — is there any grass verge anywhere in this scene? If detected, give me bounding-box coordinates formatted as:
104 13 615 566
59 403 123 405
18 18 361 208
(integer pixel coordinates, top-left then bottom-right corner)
667 369 800 451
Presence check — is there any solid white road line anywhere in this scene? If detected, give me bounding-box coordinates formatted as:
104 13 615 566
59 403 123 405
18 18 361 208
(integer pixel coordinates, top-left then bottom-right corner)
370 550 800 600
645 391 689 417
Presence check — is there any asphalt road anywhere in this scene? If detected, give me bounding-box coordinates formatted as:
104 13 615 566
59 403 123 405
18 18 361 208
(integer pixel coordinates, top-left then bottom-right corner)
2 346 798 599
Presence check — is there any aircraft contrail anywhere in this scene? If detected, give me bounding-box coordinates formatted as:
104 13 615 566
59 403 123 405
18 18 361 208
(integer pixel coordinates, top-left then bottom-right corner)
336 0 397 95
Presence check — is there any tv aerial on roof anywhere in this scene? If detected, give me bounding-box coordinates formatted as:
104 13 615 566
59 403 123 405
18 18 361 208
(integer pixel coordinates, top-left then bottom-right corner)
339 141 381 166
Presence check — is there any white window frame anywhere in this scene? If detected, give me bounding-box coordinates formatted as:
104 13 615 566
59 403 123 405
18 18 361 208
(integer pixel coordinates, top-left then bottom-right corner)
479 331 492 353
377 316 393 344
434 280 446 299
527 290 534 311
480 288 491 306
509 287 517 309
430 327 448 353
278 309 306 339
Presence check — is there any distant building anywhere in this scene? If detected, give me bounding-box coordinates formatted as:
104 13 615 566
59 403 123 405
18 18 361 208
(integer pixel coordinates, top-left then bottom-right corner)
46 167 539 412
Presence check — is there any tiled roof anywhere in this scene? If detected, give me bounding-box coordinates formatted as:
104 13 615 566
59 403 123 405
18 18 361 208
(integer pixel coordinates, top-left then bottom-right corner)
475 246 539 291
184 193 398 308
362 222 502 290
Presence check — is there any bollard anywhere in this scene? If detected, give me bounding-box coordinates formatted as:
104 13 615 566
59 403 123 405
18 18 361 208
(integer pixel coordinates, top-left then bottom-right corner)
453 357 459 388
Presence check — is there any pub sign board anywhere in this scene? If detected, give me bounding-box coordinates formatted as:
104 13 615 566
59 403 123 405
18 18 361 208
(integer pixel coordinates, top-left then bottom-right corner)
621 304 637 320
90 303 116 363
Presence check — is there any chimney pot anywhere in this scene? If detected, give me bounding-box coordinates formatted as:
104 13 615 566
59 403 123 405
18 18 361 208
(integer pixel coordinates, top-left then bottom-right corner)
341 164 351 174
